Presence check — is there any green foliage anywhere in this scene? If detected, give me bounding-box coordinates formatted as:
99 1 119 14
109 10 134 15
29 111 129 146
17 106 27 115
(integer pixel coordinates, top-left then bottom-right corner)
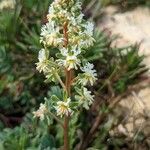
0 123 56 150
0 0 53 117
0 127 29 150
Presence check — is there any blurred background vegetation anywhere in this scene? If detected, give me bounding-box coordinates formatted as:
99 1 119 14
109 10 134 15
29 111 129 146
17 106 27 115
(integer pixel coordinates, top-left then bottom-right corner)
0 0 149 149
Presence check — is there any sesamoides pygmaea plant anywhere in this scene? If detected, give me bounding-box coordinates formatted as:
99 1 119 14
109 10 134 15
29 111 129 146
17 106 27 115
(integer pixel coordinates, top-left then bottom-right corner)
33 0 97 149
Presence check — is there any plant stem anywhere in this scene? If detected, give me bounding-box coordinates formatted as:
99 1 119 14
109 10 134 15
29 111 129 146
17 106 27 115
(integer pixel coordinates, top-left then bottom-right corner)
55 72 66 90
63 22 68 47
63 22 71 150
64 114 69 150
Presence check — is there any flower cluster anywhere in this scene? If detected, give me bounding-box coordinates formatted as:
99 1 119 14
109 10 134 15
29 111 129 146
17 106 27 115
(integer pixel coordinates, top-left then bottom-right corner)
35 0 97 119
36 49 49 73
33 103 47 120
79 63 97 86
57 46 81 70
40 0 95 49
75 88 94 110
55 98 72 117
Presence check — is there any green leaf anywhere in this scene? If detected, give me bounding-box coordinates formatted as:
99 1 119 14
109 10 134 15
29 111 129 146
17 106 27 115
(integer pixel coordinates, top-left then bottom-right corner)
40 134 55 149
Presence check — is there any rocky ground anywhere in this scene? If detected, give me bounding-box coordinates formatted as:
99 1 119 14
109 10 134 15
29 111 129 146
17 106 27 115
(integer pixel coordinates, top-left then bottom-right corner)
99 6 150 141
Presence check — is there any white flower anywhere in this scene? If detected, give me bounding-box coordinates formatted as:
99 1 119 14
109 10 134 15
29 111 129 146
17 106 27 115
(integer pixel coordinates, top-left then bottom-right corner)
65 55 80 70
58 10 71 20
75 88 94 110
36 61 50 73
70 14 84 26
0 0 16 11
38 48 47 62
79 62 97 85
72 1 82 11
40 22 62 47
33 103 47 120
48 4 55 15
55 98 72 117
48 2 71 21
78 22 95 48
57 47 81 70
36 49 49 73
84 22 94 36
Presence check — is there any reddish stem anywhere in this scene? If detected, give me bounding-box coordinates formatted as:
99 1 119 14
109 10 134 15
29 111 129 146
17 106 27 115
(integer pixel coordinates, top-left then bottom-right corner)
63 21 71 150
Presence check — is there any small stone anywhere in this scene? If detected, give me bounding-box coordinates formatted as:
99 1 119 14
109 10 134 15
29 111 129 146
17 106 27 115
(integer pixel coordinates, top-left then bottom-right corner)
118 124 128 135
